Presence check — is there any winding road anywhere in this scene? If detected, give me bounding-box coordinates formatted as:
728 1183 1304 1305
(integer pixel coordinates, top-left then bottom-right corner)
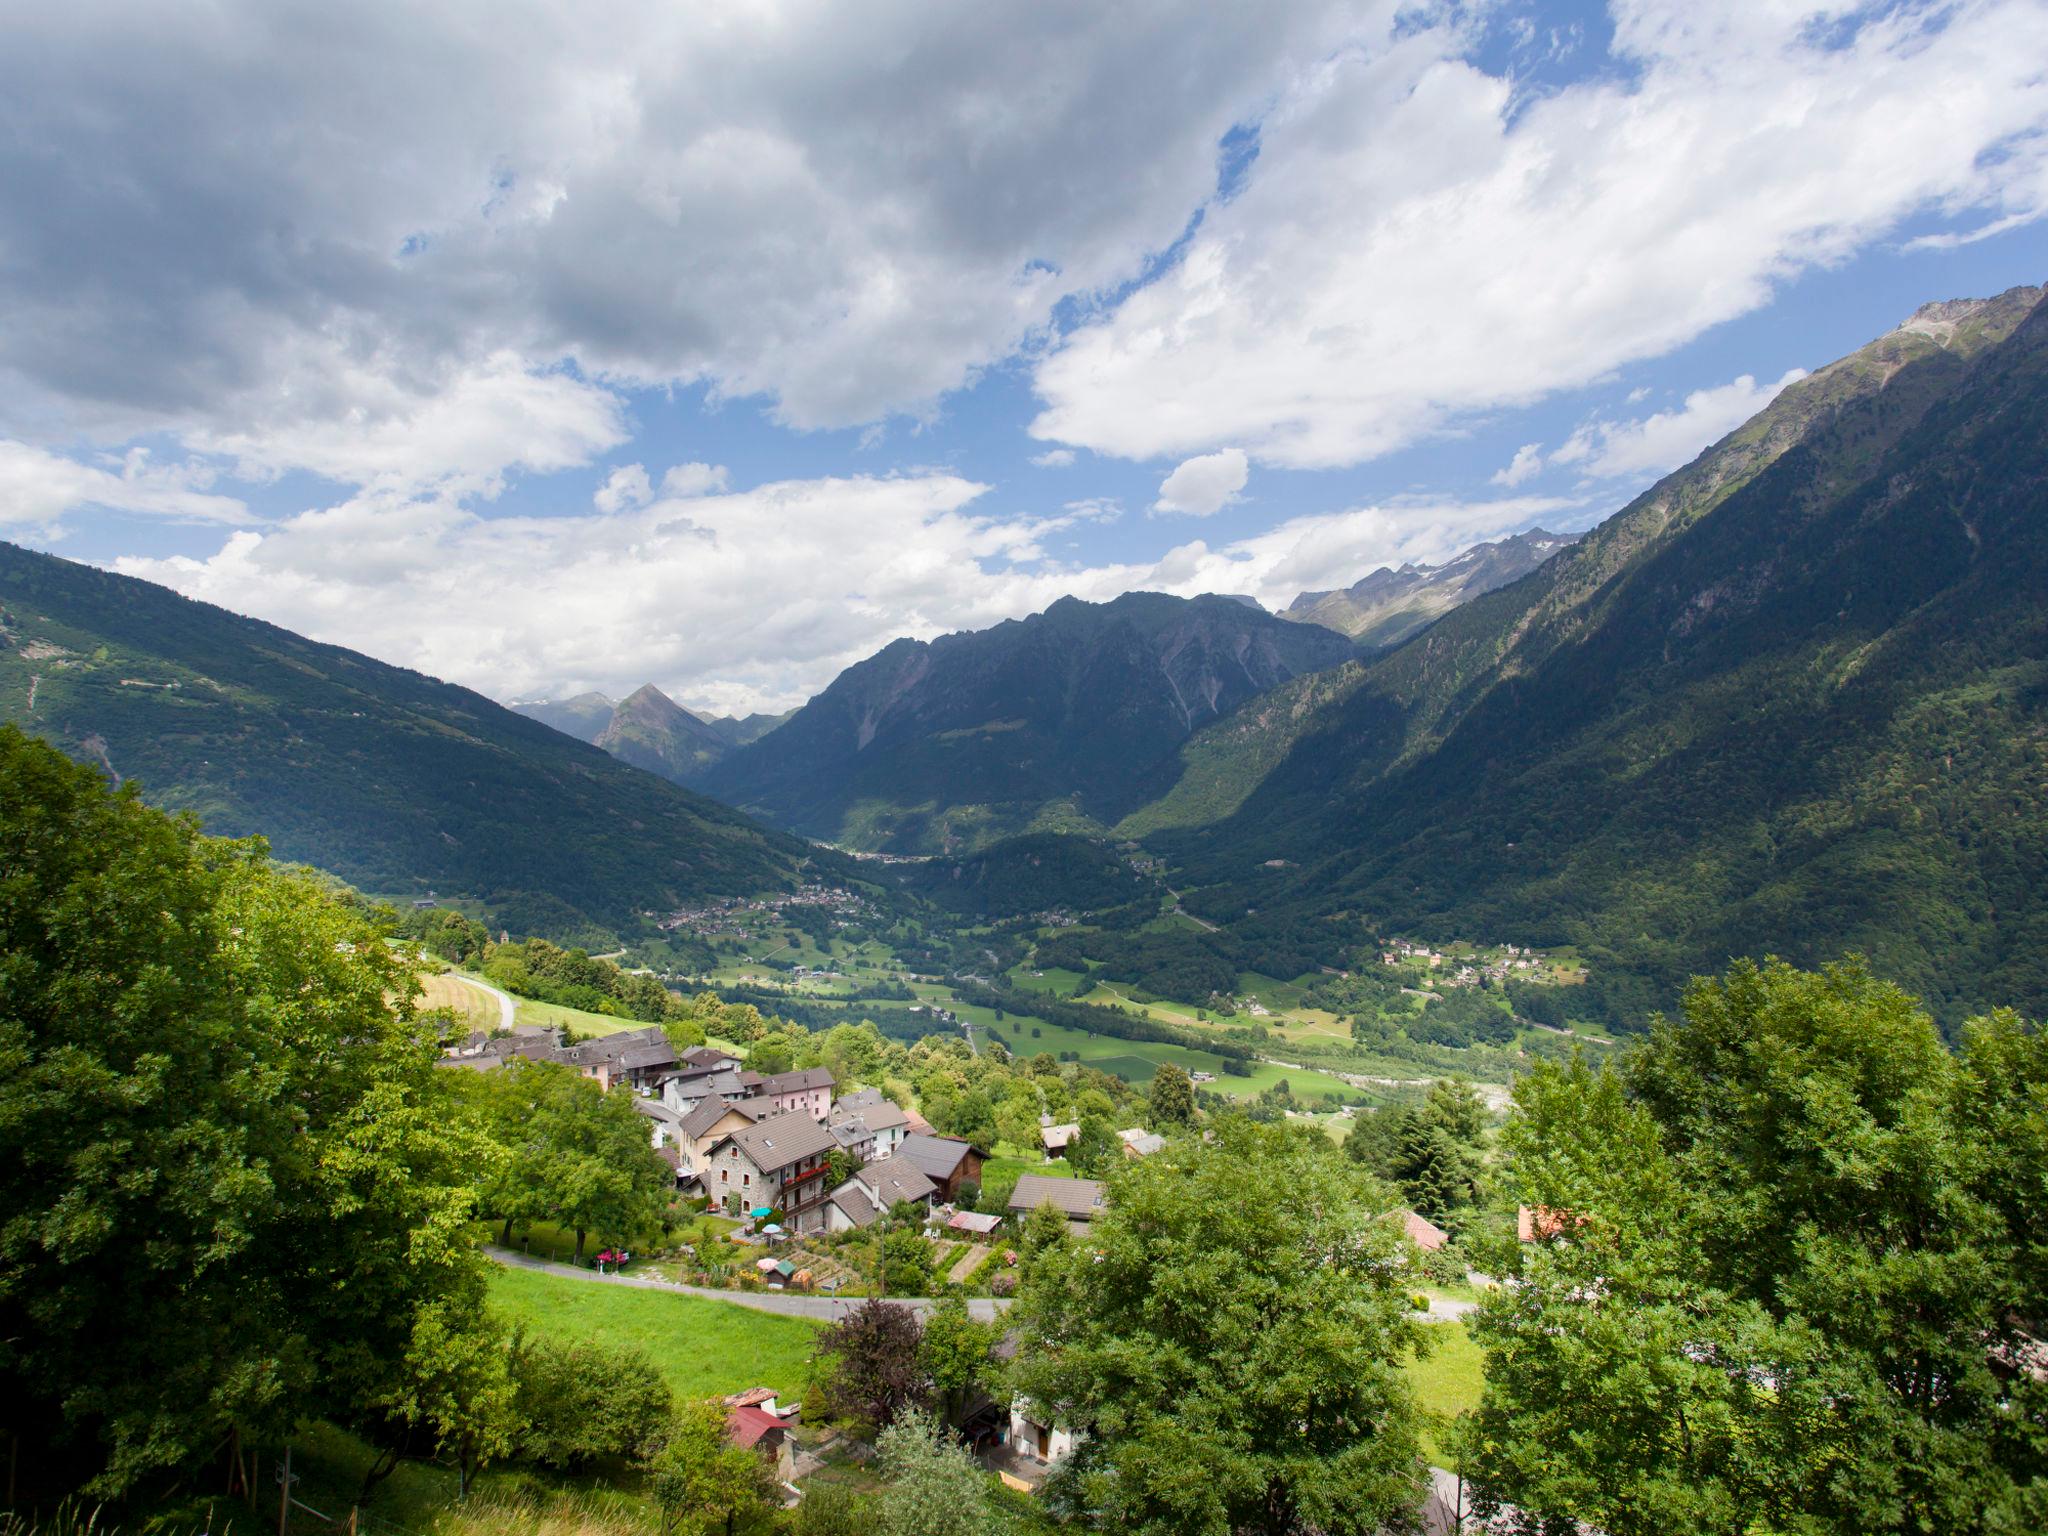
459 972 518 1032
486 1246 1013 1321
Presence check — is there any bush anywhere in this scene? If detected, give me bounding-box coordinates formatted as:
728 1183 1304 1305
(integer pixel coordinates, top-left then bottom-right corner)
510 1333 672 1470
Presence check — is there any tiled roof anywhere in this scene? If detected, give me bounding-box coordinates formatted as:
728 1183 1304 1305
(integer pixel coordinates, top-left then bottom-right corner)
620 1042 678 1070
727 1404 786 1449
678 1096 759 1141
826 1181 881 1229
721 1109 837 1172
947 1210 1002 1234
1008 1175 1106 1221
633 1096 683 1125
761 1067 835 1095
898 1133 978 1181
858 1161 936 1207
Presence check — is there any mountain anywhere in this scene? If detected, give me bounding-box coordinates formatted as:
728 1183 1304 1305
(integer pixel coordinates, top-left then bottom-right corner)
695 591 1357 853
514 688 794 780
593 683 734 782
1133 284 2048 1027
1281 528 1579 646
510 690 615 743
0 544 821 938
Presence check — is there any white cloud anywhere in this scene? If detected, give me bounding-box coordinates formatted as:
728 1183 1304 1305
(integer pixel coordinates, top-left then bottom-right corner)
1552 368 1806 479
1030 448 1077 468
0 0 1381 470
1490 442 1544 488
112 471 1578 712
593 463 653 513
0 441 251 532
1154 447 1249 517
660 462 730 498
1031 0 2048 467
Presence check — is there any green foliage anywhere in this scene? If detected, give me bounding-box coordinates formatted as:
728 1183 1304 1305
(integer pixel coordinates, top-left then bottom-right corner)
0 543 818 937
1462 958 2048 1535
1149 1060 1194 1125
872 1407 993 1536
788 1480 878 1536
811 1299 930 1433
460 1058 674 1259
508 1332 672 1471
648 1399 776 1536
908 832 1153 918
881 1228 937 1296
1346 1078 1487 1222
0 725 494 1502
1011 1119 1427 1534
918 1297 998 1425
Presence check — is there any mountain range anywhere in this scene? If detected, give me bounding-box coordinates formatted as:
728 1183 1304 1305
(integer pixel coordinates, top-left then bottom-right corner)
694 591 1358 853
0 545 821 939
1280 528 1578 646
1138 283 2048 1025
512 687 790 782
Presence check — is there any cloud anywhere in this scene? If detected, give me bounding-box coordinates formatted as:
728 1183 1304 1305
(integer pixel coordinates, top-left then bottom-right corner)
1490 442 1544 488
1154 447 1249 517
1552 368 1805 480
0 0 1380 470
1030 448 1077 468
0 441 251 533
1030 0 2048 467
113 469 1578 712
594 463 653 513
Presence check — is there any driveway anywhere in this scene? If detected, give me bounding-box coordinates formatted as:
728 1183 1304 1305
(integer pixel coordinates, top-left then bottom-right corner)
486 1246 1012 1321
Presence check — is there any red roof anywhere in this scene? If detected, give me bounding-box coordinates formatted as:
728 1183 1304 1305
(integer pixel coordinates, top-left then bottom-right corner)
727 1405 786 1449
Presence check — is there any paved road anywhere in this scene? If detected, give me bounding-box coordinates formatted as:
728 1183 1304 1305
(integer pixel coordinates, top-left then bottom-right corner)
462 973 517 1032
486 1247 1012 1321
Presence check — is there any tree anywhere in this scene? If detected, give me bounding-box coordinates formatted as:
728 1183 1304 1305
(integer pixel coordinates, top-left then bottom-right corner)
873 1407 990 1536
0 728 495 1502
1017 1201 1072 1283
386 1302 518 1498
510 1333 671 1470
789 1480 876 1536
919 1297 997 1426
483 1059 672 1261
1149 1061 1194 1126
649 1400 775 1536
882 1226 937 1296
811 1299 931 1432
1010 1119 1427 1534
1463 959 2048 1535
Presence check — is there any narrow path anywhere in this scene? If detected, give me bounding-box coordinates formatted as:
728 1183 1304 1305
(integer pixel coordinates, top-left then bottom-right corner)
486 1246 1011 1321
462 973 518 1032
947 1243 991 1284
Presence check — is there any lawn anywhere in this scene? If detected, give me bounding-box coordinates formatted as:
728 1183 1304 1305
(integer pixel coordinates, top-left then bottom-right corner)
486 1264 823 1403
1402 1320 1486 1467
418 970 503 1032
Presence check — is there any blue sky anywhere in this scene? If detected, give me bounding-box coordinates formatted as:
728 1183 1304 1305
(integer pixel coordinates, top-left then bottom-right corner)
3 1 2045 713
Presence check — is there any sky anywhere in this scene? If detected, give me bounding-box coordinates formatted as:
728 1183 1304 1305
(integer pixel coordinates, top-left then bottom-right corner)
2 0 2045 717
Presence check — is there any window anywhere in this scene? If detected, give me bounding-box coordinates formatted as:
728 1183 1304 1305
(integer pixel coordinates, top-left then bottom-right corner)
720 1169 728 1184
743 1174 751 1187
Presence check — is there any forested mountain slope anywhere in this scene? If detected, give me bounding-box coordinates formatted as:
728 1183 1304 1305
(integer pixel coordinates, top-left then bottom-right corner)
1156 285 2048 1025
510 690 615 742
594 683 733 782
696 590 1356 853
0 545 819 937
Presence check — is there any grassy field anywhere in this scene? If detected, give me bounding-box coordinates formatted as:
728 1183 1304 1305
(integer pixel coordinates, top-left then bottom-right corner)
486 1264 822 1402
977 1007 1362 1103
1402 1320 1486 1466
418 969 503 1031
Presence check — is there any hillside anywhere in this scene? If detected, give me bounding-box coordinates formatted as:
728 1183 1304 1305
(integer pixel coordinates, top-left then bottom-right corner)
0 545 821 938
1280 527 1578 646
594 683 733 782
509 690 614 742
694 591 1356 853
1151 284 2048 1026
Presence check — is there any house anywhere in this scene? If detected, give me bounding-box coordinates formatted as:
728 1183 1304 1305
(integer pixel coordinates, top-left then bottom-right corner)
674 1096 764 1184
1007 1401 1078 1469
556 1026 674 1091
758 1066 835 1121
661 1066 756 1117
634 1095 686 1152
824 1158 939 1232
829 1092 912 1160
1008 1174 1106 1229
617 1040 679 1091
1039 1122 1080 1158
705 1110 840 1233
1117 1127 1164 1159
895 1133 986 1202
1389 1208 1449 1252
682 1045 742 1072
1517 1204 1580 1243
946 1210 1002 1236
723 1388 797 1481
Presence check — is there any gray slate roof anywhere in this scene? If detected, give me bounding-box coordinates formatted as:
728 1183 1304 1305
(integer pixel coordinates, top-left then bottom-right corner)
826 1181 882 1229
1008 1174 1106 1221
897 1133 979 1182
760 1067 835 1095
858 1161 937 1207
679 1096 762 1142
719 1109 838 1173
